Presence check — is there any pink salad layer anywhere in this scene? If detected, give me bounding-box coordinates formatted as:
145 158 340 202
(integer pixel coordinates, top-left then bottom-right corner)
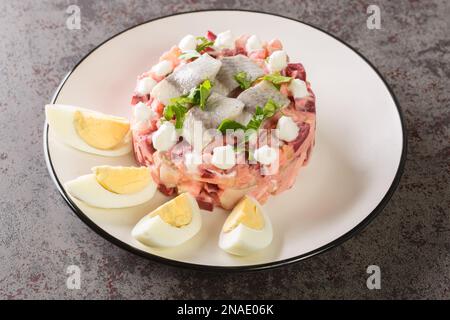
130 31 316 211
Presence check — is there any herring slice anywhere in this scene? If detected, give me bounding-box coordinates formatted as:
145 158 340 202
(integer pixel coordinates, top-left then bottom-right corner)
216 55 265 94
185 92 244 130
166 53 222 95
237 80 290 113
211 80 230 96
150 54 222 105
203 92 245 127
182 92 244 147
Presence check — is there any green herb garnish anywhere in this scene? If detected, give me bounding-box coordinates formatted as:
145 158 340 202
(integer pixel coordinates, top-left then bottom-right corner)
196 36 214 52
170 96 193 106
247 99 280 130
217 99 280 134
234 71 253 90
217 119 247 134
246 106 266 131
188 79 212 110
163 102 187 129
262 98 279 118
163 105 174 121
163 80 213 128
262 72 292 88
199 79 212 109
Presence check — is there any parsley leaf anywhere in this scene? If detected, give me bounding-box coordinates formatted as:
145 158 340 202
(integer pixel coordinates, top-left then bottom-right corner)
196 36 214 52
170 96 193 106
188 79 212 110
262 98 279 118
163 80 213 128
234 71 252 90
217 119 247 134
246 106 266 131
217 99 281 134
263 72 292 88
173 104 187 129
199 79 212 109
163 102 187 129
245 99 281 131
163 105 174 121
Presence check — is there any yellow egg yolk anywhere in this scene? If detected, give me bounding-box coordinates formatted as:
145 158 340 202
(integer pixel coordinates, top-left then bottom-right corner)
93 166 151 194
222 196 265 233
74 111 130 150
149 193 193 227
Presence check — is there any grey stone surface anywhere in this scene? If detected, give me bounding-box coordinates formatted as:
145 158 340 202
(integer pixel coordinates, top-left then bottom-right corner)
0 0 448 299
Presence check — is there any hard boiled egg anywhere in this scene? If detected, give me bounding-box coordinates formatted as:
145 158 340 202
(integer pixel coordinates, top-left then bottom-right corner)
151 60 173 77
136 77 157 96
219 196 273 256
46 104 132 156
253 145 278 165
214 30 235 50
267 50 288 73
276 116 299 142
152 121 178 151
178 34 197 51
211 145 236 170
289 79 309 99
132 193 202 247
245 35 263 53
65 166 156 208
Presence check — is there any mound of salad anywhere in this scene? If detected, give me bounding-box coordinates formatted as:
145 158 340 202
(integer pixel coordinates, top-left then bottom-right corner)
130 30 316 211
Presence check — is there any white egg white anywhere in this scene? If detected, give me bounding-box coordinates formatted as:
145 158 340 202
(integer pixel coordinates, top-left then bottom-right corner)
219 198 273 256
45 104 132 157
131 194 202 248
65 174 156 209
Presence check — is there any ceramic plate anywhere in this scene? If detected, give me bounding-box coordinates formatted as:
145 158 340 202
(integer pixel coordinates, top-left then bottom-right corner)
44 10 406 271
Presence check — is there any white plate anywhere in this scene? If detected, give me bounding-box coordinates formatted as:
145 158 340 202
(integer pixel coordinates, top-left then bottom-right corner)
44 10 406 271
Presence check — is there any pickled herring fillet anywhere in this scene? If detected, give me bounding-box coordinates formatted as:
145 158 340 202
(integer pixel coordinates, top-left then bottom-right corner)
215 55 265 94
234 110 253 126
182 93 244 147
182 111 213 148
211 80 230 96
185 92 244 131
201 92 244 127
167 53 222 95
151 54 222 105
237 80 290 113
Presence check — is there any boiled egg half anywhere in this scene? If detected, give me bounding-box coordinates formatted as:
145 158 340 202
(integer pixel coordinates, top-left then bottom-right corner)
132 193 201 247
219 196 273 256
65 166 156 208
46 104 131 156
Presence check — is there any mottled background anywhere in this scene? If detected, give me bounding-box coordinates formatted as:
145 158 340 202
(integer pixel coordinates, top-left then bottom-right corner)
0 0 448 299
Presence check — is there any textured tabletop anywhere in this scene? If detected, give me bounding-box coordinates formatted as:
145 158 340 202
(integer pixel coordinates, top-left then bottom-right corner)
0 0 448 299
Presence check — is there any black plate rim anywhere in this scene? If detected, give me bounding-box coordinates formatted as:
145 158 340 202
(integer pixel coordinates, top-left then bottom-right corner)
43 9 407 272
